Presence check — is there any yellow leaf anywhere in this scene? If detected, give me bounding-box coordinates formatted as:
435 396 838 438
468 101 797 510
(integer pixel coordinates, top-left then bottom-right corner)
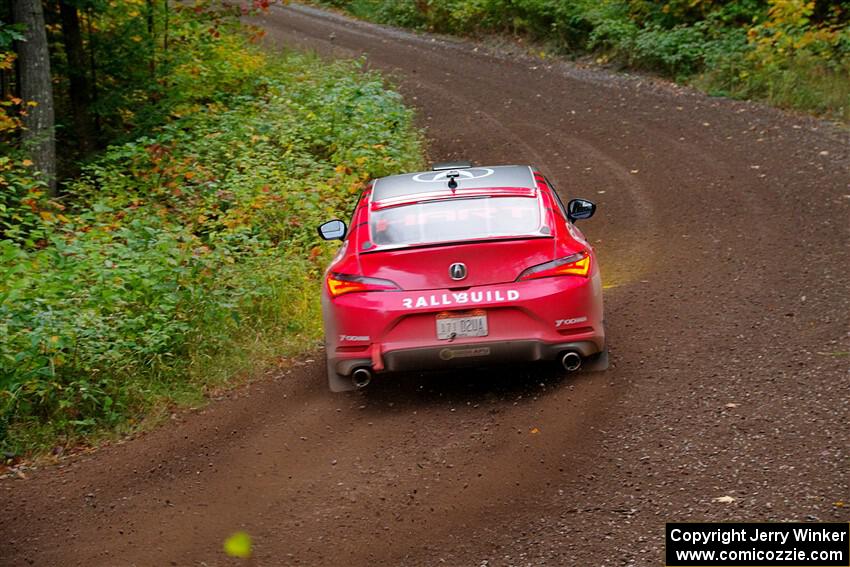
49 335 60 344
530 427 540 434
39 211 54 221
22 159 33 166
223 532 252 559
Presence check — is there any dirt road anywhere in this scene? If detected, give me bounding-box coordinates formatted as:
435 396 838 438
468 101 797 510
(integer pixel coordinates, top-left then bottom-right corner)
2 4 848 566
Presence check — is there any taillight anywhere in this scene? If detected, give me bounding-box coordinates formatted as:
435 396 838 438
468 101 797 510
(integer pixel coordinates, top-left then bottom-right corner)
516 251 591 281
326 272 400 297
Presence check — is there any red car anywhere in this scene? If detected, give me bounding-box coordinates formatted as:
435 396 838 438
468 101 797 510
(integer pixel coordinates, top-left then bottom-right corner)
318 162 606 391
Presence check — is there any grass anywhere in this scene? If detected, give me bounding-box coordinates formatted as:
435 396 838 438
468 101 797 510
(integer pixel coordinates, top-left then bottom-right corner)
699 53 850 122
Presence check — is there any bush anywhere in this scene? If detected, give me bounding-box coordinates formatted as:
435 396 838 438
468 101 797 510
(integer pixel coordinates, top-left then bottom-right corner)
0 45 422 452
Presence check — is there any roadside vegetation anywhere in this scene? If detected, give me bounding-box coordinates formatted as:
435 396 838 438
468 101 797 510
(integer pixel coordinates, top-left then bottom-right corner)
0 1 422 454
315 0 850 122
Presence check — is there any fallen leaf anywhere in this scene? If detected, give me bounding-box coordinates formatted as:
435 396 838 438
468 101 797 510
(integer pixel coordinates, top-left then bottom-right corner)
725 403 739 408
223 531 252 559
713 495 736 504
530 427 540 434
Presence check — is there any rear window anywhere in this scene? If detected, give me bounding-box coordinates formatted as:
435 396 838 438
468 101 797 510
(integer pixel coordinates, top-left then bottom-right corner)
370 196 542 247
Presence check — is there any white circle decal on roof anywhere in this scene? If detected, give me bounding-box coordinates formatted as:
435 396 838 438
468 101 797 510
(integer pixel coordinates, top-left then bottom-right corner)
411 168 494 183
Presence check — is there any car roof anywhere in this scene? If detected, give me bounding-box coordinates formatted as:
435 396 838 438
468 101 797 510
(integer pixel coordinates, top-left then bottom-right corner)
371 165 537 206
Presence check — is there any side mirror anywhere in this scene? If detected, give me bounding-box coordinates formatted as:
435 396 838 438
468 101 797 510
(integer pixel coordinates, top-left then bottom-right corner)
567 198 596 221
318 219 347 241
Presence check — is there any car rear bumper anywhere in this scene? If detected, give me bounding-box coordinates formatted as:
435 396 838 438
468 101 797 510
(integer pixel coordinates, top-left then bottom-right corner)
324 270 605 378
333 337 603 376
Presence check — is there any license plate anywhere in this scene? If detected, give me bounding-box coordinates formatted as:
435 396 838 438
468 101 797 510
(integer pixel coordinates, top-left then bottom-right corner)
436 310 488 340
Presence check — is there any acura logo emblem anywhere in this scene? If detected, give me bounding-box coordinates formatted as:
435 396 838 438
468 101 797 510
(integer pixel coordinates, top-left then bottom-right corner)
449 263 467 281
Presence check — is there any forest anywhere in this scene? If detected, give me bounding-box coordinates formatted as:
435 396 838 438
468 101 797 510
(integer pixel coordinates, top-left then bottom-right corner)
317 0 850 121
0 0 422 454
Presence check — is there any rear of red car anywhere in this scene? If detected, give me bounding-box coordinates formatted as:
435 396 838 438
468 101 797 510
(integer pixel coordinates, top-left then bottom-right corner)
319 165 605 391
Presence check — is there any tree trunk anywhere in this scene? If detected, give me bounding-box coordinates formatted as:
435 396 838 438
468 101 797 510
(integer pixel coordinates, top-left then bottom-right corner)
59 0 96 154
146 0 155 78
163 0 169 55
12 0 57 195
85 6 101 135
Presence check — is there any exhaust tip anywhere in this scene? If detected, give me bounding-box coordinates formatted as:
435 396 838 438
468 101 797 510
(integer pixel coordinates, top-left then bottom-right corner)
560 351 582 372
352 367 373 389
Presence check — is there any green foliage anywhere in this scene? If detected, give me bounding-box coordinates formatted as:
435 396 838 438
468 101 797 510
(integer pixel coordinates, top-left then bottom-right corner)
0 21 26 49
346 0 429 29
716 0 850 118
316 0 850 121
0 41 422 452
0 157 54 246
60 1 269 143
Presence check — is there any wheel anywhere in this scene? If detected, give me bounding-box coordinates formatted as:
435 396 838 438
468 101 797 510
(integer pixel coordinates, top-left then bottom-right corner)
582 345 609 372
326 354 356 392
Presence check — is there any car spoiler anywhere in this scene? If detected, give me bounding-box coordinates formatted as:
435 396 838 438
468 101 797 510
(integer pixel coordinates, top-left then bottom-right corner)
431 160 473 171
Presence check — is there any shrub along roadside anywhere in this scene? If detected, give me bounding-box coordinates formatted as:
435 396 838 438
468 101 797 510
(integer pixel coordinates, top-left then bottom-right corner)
312 0 849 123
0 46 423 454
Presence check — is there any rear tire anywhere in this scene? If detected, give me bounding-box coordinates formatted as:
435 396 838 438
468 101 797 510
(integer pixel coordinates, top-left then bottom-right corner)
581 345 609 372
327 355 356 392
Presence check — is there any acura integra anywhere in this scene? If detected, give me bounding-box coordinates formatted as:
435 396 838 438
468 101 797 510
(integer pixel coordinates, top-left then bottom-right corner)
317 162 606 391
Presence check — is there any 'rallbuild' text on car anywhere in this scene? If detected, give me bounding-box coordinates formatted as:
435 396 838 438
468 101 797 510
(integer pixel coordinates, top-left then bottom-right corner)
317 162 606 391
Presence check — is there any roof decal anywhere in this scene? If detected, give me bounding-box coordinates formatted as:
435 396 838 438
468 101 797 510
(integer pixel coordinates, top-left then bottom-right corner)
411 168 494 184
372 165 536 203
